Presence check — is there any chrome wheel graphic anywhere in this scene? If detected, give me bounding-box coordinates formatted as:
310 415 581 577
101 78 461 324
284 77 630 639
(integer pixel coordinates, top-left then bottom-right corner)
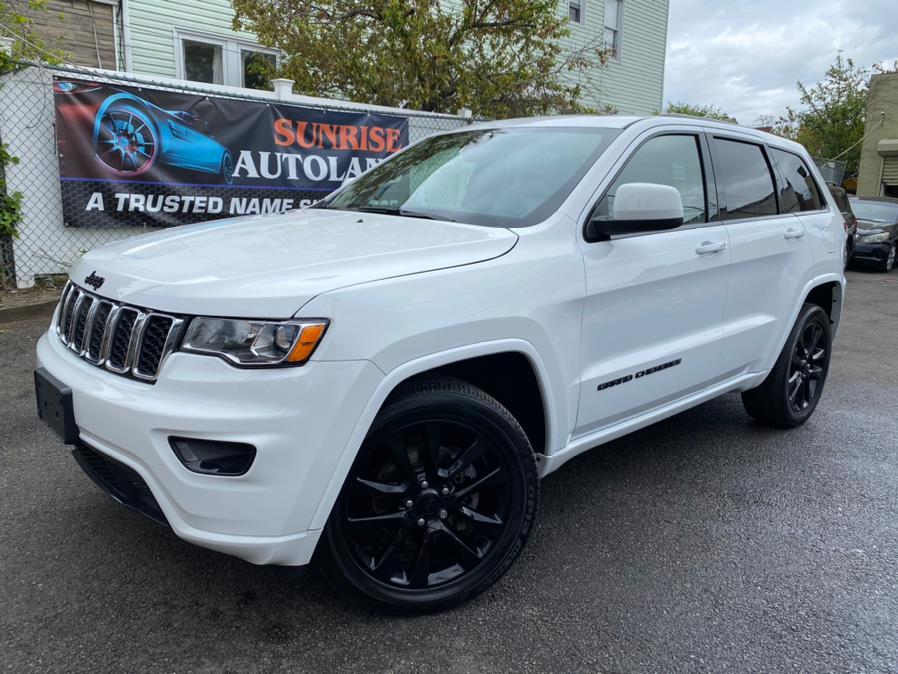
95 108 157 176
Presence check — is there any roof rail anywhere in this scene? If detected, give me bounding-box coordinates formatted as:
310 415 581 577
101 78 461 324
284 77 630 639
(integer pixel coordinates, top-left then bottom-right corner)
658 113 739 125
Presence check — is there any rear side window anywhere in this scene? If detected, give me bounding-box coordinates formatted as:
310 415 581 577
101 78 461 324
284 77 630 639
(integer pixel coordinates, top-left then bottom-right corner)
712 138 777 220
771 148 823 212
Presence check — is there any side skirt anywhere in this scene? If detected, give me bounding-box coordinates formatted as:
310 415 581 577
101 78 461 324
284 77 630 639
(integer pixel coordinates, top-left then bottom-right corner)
537 371 767 477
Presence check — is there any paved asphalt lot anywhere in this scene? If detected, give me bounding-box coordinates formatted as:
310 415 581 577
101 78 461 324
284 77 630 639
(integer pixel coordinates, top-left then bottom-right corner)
2 269 897 673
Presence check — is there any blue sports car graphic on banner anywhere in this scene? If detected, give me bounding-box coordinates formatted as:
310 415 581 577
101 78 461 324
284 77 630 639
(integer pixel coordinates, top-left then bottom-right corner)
53 78 410 228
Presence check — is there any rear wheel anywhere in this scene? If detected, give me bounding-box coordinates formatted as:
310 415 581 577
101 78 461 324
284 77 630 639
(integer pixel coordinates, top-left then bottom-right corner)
741 303 832 428
221 152 234 185
317 377 538 614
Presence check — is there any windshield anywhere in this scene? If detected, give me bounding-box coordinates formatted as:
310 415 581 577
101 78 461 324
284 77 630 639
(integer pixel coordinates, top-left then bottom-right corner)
322 127 620 228
850 200 898 224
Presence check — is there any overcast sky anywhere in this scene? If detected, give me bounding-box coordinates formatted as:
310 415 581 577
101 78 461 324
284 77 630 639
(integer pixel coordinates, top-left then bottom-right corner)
663 0 898 125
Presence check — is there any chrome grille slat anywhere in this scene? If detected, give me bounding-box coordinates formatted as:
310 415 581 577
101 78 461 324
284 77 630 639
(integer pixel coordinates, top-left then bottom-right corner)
70 295 94 353
56 282 73 334
66 292 87 346
59 286 80 343
52 284 182 383
133 314 180 380
105 308 139 373
84 301 113 363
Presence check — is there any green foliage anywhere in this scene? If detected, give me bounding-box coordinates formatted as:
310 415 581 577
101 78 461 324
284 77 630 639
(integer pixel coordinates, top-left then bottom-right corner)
232 0 602 118
664 101 733 122
778 53 870 174
0 141 22 238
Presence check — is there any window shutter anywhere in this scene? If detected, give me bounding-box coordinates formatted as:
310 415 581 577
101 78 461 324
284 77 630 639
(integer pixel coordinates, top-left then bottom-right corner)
883 157 898 186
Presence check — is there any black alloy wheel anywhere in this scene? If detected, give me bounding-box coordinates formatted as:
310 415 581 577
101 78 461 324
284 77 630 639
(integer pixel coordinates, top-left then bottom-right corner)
741 303 832 428
786 320 827 414
318 377 538 613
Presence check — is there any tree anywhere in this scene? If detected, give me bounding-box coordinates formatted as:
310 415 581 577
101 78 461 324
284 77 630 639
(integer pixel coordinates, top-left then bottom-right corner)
232 0 605 118
0 0 65 64
780 53 869 174
664 101 733 122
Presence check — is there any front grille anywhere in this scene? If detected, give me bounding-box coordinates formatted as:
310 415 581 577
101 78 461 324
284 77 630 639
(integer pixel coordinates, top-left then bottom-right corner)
136 315 174 376
55 282 184 383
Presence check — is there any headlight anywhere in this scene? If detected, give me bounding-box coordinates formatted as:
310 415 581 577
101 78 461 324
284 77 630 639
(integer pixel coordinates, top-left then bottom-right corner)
859 231 891 243
181 317 328 366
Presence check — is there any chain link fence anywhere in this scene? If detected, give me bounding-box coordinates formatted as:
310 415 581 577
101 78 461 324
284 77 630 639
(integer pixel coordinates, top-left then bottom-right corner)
812 156 847 187
0 61 472 289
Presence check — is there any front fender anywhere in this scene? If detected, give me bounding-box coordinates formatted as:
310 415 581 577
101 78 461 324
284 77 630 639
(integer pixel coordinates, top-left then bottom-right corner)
304 338 560 532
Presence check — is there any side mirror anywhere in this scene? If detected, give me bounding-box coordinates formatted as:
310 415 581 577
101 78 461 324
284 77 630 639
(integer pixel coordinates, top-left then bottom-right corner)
588 182 685 239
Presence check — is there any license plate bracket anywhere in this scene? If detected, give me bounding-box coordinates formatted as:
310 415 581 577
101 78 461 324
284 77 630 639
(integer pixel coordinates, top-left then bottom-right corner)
34 367 79 444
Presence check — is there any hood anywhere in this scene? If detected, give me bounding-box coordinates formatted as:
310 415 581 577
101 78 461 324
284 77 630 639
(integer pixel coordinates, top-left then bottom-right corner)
857 219 897 236
70 209 518 317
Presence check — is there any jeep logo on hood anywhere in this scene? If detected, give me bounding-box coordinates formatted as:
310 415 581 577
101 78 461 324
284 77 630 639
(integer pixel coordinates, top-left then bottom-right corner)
84 271 105 290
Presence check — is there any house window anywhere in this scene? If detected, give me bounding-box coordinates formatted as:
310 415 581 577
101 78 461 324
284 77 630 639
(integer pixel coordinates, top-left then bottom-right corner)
569 1 582 23
241 50 277 90
604 0 623 56
176 32 279 90
183 39 223 85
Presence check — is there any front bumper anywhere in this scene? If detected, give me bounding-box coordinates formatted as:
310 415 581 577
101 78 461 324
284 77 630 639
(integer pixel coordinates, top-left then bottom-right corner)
37 328 383 566
852 241 891 263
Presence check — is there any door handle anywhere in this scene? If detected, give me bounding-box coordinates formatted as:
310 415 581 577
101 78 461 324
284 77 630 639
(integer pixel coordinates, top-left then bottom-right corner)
695 241 727 255
784 227 806 240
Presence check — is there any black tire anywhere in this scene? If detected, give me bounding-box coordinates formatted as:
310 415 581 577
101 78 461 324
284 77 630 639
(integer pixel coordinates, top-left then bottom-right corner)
881 243 896 273
317 377 538 614
741 303 832 428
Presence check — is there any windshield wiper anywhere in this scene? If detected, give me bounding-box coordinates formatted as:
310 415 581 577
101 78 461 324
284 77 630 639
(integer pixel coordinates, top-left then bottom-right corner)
352 206 456 222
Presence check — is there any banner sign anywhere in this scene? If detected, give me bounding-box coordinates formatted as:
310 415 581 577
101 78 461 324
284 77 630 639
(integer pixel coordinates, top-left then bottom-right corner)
53 77 409 227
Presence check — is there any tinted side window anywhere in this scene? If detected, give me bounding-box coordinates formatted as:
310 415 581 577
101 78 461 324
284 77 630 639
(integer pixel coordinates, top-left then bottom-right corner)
595 134 706 225
771 148 823 212
712 138 777 220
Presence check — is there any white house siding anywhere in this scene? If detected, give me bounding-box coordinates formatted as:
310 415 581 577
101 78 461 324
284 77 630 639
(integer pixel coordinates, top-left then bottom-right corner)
126 0 260 77
124 0 668 115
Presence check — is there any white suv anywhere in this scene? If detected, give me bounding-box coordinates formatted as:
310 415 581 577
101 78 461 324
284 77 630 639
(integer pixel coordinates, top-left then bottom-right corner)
35 116 845 613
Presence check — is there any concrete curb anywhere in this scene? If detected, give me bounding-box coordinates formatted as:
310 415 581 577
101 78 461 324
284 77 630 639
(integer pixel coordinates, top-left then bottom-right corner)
0 299 59 323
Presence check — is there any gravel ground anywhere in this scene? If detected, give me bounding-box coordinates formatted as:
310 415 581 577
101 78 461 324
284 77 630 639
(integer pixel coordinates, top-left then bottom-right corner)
1 269 897 673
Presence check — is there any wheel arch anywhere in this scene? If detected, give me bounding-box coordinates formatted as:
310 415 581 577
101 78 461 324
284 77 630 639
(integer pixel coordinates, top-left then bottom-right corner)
803 277 844 329
307 339 559 532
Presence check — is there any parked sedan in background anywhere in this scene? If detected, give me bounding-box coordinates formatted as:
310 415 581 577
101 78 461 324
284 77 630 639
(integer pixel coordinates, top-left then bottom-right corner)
849 196 898 272
828 184 858 269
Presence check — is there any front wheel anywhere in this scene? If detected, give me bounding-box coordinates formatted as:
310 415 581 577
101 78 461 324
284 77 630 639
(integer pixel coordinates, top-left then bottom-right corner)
741 303 832 428
881 243 896 273
317 377 538 614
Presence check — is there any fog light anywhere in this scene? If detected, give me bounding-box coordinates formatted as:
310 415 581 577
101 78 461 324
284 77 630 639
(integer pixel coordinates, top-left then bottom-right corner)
169 437 256 476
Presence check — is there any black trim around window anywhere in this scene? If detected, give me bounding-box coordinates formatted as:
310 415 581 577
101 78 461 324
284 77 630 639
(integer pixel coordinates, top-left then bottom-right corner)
582 131 713 243
706 134 781 222
707 133 832 223
767 145 831 217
